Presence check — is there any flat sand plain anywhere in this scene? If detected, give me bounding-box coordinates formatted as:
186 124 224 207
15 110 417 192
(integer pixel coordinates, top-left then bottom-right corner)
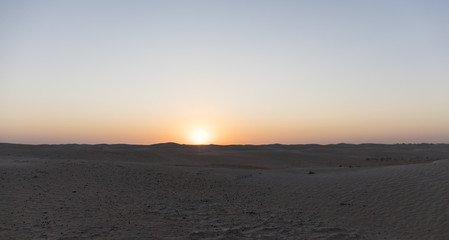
1 143 449 239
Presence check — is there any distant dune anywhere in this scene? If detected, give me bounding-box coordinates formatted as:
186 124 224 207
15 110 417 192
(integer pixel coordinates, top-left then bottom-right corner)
1 143 449 239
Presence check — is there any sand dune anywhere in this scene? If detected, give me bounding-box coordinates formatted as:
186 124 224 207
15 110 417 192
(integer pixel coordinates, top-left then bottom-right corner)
1 143 449 239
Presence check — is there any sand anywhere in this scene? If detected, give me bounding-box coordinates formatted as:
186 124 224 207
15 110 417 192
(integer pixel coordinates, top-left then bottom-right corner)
1 143 449 239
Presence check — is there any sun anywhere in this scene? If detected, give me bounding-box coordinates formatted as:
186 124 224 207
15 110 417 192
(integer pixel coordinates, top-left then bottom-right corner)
190 129 211 145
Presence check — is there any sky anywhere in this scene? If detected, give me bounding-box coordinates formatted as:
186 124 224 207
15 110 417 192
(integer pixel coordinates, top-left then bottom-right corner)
1 0 449 145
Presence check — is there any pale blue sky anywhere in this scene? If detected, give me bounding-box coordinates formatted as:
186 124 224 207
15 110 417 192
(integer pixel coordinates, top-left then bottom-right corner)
1 0 449 144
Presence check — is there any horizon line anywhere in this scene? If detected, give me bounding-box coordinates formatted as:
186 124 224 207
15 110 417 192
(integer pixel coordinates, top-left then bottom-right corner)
1 142 448 147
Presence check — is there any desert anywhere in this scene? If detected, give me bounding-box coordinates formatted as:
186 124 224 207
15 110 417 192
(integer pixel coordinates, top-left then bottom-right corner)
3 1 449 239
1 143 449 239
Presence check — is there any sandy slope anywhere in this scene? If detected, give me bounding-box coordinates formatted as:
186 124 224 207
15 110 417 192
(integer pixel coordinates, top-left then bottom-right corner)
1 143 449 239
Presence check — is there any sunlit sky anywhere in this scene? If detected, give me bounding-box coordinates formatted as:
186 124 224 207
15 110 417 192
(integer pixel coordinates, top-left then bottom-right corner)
1 0 449 145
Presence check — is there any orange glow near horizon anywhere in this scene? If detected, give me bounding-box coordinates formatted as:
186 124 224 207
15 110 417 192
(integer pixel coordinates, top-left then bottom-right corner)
1 107 449 145
2 108 449 145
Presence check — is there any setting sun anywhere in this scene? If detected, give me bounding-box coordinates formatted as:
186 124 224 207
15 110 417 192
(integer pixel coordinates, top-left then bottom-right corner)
190 129 211 145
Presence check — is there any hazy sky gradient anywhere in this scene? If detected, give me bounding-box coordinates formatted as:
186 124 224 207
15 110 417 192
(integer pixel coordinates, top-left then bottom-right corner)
1 0 449 144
